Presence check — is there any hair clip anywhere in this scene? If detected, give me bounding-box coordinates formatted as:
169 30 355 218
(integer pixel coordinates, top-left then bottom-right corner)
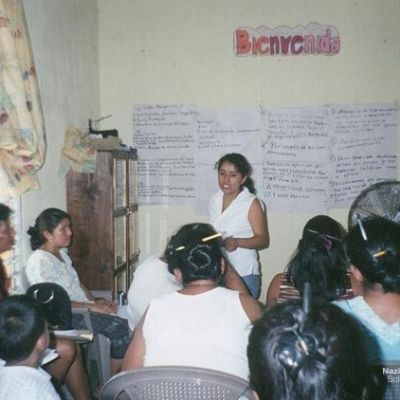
357 214 368 241
33 289 54 304
173 231 224 252
306 229 342 242
295 336 310 356
302 282 311 316
373 250 386 258
201 232 223 242
320 236 332 251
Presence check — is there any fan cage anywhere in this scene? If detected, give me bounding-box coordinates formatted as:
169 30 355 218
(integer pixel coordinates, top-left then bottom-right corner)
348 180 400 230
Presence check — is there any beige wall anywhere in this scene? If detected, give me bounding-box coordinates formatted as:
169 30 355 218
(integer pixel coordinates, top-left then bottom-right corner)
19 0 400 300
21 0 99 262
98 0 400 300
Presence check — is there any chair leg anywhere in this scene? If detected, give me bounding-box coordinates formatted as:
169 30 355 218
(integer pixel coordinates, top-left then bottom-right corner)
84 334 112 393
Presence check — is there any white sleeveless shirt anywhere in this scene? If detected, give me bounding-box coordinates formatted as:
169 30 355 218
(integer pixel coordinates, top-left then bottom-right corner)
143 287 252 380
209 187 260 276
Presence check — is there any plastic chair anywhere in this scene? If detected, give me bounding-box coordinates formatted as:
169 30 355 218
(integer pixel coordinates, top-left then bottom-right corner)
99 366 255 400
72 307 112 391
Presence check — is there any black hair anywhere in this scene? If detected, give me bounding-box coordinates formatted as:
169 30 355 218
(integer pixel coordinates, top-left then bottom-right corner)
0 260 8 300
248 302 374 400
346 217 400 293
27 208 71 250
0 203 12 223
0 294 46 363
215 153 256 194
286 215 348 305
165 223 223 284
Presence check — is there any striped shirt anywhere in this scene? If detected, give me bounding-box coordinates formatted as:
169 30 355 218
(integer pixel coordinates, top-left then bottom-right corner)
278 272 354 303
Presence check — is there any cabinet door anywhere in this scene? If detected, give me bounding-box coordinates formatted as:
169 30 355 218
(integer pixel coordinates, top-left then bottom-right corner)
115 269 127 297
114 214 127 269
128 210 139 260
114 157 127 209
128 151 138 206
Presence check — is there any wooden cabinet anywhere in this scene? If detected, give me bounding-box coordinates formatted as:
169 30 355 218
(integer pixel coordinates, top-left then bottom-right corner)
66 149 139 298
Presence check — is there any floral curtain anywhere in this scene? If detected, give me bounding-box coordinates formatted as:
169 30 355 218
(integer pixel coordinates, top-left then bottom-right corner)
0 0 45 199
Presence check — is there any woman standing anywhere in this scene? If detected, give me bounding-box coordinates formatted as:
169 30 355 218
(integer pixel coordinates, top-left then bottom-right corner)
209 153 269 298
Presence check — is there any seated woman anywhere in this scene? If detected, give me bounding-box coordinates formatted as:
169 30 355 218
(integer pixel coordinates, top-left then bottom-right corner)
248 302 376 400
24 208 131 374
334 217 400 363
126 238 251 330
122 223 262 380
267 215 357 307
0 204 91 399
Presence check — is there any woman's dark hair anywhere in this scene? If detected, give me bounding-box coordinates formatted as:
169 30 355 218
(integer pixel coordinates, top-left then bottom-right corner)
0 260 8 299
215 153 256 194
27 208 71 250
346 217 400 293
248 302 374 400
286 215 348 305
165 223 223 284
0 295 46 363
0 203 12 223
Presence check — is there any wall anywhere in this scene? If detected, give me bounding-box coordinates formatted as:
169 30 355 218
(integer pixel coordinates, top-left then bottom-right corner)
20 0 99 262
98 0 400 300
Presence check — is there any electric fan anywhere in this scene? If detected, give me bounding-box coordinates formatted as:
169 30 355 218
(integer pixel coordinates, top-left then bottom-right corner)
347 180 400 230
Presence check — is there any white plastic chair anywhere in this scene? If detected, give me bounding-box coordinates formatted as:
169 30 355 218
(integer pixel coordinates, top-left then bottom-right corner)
99 366 255 400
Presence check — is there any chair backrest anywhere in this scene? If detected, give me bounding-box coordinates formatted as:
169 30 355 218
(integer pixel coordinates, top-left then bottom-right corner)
99 366 255 400
370 362 400 400
26 282 72 330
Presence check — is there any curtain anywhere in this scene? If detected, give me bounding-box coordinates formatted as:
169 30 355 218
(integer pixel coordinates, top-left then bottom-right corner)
0 0 45 199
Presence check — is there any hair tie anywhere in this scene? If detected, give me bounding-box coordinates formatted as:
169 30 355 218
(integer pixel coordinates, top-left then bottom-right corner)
27 226 36 236
319 235 332 251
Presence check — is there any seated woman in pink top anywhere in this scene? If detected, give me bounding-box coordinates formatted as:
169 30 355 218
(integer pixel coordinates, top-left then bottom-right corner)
122 223 262 380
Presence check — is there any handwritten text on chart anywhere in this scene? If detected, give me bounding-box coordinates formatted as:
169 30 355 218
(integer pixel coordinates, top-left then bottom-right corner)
133 103 397 212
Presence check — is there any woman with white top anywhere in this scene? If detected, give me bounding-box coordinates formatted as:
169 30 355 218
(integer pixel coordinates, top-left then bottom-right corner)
25 208 131 374
209 153 270 298
122 223 262 380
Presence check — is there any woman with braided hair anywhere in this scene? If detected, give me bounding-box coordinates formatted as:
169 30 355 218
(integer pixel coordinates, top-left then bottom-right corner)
248 302 376 400
122 223 262 379
267 215 356 307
